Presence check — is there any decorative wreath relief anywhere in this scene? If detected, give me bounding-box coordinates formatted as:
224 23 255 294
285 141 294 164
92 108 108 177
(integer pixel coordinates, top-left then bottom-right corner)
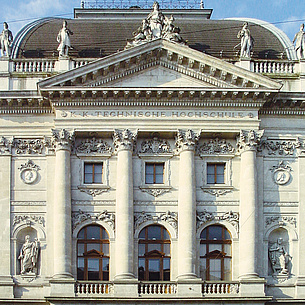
270 161 292 185
18 160 40 184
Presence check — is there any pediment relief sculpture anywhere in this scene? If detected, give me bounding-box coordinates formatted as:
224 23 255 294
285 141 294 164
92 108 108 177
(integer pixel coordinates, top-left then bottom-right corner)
139 137 172 154
75 137 112 154
126 1 186 49
197 138 235 155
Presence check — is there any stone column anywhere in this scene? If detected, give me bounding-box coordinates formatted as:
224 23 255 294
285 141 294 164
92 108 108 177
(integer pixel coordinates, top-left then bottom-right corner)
237 130 263 280
113 129 137 281
0 137 14 298
52 129 74 279
176 130 199 281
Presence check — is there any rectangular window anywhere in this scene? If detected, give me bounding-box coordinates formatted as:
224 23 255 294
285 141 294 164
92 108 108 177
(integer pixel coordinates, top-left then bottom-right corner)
145 163 164 184
207 163 225 184
84 163 103 184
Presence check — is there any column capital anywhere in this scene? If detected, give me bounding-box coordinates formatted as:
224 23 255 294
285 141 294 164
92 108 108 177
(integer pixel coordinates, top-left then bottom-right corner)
237 129 264 153
113 129 137 153
51 128 74 152
175 129 199 153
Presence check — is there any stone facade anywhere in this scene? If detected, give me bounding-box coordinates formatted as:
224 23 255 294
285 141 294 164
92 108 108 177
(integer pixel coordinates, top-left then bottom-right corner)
0 3 305 305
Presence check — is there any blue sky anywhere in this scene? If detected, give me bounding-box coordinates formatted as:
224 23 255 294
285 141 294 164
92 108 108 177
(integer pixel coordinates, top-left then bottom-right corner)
0 0 304 42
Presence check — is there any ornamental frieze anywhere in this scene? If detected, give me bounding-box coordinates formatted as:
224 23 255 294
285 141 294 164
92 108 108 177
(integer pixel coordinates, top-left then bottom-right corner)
72 209 115 230
197 210 239 233
197 138 235 155
134 211 178 232
13 214 45 227
139 137 172 154
265 215 297 228
75 137 112 154
258 138 302 156
13 138 44 154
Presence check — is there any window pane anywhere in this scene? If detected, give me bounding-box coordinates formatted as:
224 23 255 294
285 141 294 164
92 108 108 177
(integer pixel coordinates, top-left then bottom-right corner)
84 164 93 174
94 173 102 183
84 173 93 184
103 243 109 256
103 258 109 271
77 257 84 280
139 229 145 240
148 243 161 253
94 164 103 174
163 229 170 240
224 230 231 240
224 258 231 281
146 164 154 174
155 174 163 184
155 164 164 174
149 259 160 281
138 244 145 256
78 228 85 239
145 174 154 184
78 243 85 256
163 258 170 281
138 258 145 280
200 229 207 240
224 244 231 256
216 174 224 184
163 244 170 256
147 226 161 240
87 243 100 252
208 226 223 240
216 164 224 174
200 259 207 280
88 258 100 280
102 229 109 240
209 259 221 281
207 164 215 174
200 244 206 257
207 174 215 184
209 244 222 253
87 226 100 240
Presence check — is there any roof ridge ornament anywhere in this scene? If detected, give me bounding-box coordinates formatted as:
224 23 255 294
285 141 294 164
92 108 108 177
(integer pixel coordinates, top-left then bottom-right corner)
125 1 186 49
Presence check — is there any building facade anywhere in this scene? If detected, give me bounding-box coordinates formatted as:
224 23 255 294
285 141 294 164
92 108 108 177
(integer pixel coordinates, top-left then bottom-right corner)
0 2 305 304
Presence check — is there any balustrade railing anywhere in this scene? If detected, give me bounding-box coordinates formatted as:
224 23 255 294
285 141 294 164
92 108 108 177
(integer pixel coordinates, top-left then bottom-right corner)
252 60 295 74
75 282 113 296
72 59 93 69
138 282 177 295
203 282 240 295
12 59 56 73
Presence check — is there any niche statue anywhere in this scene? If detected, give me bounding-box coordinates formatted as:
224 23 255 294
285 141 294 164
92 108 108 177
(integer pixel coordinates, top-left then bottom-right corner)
18 235 40 275
268 237 291 276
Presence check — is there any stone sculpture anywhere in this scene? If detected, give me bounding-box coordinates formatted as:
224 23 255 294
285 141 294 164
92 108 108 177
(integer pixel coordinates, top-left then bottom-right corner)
237 22 253 58
293 23 305 60
0 22 13 57
268 237 291 276
18 235 40 275
57 21 73 57
126 1 186 48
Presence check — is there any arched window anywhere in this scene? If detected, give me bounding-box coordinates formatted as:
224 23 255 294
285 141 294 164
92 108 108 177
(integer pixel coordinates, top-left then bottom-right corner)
77 225 109 280
138 225 170 281
200 225 231 281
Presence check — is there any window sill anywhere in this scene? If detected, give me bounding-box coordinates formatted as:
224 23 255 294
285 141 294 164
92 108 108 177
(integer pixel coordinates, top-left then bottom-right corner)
139 185 172 197
78 184 110 197
201 185 233 197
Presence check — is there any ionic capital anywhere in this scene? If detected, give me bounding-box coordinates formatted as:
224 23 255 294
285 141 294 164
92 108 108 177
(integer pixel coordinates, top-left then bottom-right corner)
113 129 137 153
237 129 264 153
51 129 74 152
175 129 199 153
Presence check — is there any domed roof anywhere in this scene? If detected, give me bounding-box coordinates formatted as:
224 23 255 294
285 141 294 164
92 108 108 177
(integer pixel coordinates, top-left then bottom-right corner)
12 10 295 60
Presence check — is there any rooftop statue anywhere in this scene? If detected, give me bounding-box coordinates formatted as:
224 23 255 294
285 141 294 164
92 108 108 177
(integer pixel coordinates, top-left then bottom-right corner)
293 23 305 60
237 22 253 58
126 1 186 48
0 22 13 58
57 20 73 58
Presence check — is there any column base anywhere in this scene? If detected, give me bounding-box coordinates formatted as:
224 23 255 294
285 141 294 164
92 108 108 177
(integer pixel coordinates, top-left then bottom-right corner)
114 272 136 281
49 278 75 297
177 279 203 297
0 276 14 298
295 277 305 298
239 277 266 297
52 272 74 279
176 273 199 281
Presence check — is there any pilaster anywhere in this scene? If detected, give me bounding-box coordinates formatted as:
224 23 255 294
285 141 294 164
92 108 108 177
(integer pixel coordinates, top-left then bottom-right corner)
176 129 199 281
0 137 14 298
113 129 137 281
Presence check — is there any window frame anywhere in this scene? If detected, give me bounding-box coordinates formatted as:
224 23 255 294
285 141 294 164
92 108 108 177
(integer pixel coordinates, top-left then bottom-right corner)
77 225 110 281
145 162 165 185
84 162 103 184
138 225 171 281
199 225 232 281
207 162 225 185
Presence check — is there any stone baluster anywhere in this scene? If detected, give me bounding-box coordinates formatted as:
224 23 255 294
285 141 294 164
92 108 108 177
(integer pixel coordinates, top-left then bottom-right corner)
113 129 137 280
52 128 74 279
176 129 199 280
237 130 263 279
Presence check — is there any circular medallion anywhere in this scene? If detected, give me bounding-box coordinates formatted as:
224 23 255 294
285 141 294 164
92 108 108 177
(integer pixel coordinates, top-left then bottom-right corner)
273 169 290 185
20 169 38 184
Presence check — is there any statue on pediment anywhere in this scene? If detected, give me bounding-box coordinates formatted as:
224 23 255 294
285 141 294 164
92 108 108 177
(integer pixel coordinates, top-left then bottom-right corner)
0 22 13 57
18 235 40 275
237 22 253 58
126 1 186 48
57 20 73 57
293 23 305 59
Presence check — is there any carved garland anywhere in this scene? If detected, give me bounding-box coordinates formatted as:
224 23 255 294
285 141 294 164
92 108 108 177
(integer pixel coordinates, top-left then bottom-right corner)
139 137 172 154
13 214 45 227
197 138 235 155
75 137 112 154
197 210 239 233
265 215 297 228
72 209 115 230
259 138 302 156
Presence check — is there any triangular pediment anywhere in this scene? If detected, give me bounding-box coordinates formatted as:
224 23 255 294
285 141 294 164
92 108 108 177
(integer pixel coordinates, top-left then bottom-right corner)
39 39 282 91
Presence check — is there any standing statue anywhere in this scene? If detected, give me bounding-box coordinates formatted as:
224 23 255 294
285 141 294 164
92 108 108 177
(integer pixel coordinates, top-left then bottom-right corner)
147 1 164 38
237 22 253 58
0 22 13 57
268 237 291 276
57 20 73 57
18 235 40 275
293 23 305 60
